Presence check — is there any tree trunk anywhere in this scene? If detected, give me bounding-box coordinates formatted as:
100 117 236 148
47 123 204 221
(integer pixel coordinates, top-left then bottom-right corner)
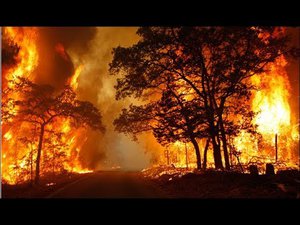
219 117 230 170
34 124 45 185
208 120 223 170
185 143 188 169
211 135 223 170
190 137 201 170
203 138 210 170
275 133 278 162
30 150 33 183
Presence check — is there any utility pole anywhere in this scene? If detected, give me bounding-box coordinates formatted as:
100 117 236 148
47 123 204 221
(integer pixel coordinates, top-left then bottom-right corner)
165 148 170 165
275 133 278 162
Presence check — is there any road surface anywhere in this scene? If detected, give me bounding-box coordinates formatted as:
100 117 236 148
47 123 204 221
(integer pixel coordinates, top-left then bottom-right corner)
47 171 168 198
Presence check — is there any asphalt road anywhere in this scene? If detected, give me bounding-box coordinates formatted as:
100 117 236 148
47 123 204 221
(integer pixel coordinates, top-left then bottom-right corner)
47 171 167 198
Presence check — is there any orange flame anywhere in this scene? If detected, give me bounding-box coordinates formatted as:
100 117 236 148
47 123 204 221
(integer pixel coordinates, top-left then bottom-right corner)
70 65 83 90
2 27 91 184
3 27 39 86
156 29 298 172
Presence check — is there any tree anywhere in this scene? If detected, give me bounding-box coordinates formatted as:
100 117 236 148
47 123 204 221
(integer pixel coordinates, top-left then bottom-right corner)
114 83 208 169
2 36 20 68
110 27 293 170
2 77 105 184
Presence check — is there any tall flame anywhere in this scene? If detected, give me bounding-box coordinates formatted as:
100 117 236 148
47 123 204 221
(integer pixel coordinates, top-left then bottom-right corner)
157 29 299 172
252 55 291 135
70 65 83 90
3 27 39 86
232 49 298 170
2 27 91 184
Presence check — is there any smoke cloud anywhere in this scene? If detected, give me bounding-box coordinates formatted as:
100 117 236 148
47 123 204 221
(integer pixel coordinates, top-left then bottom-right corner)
30 27 299 171
34 27 158 171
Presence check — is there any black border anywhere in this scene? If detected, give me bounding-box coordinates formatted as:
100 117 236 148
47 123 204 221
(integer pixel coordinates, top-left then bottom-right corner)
0 199 299 220
1 0 299 217
0 1 299 26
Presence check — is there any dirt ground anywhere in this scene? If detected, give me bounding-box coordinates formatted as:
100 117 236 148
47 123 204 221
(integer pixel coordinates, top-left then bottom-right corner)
2 172 89 198
148 169 300 198
2 169 300 198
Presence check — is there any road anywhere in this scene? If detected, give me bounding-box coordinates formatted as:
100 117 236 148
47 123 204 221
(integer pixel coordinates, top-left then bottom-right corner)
47 171 168 198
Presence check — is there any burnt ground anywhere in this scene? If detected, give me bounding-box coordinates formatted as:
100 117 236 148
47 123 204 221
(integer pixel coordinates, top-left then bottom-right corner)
2 170 300 198
149 170 300 198
2 172 90 198
2 171 166 198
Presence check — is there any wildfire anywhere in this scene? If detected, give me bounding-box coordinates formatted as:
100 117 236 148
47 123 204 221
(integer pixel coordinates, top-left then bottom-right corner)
3 27 39 87
233 51 298 169
1 27 298 185
158 30 299 172
70 65 83 90
2 27 92 184
252 55 290 135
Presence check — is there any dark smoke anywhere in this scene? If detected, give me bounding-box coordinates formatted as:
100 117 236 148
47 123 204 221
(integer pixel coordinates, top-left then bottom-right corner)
32 27 299 171
35 27 97 90
286 28 299 124
34 27 153 171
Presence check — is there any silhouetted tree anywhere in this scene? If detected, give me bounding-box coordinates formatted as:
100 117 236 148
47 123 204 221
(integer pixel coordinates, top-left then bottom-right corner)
114 82 208 169
2 36 20 68
110 27 292 170
2 77 105 184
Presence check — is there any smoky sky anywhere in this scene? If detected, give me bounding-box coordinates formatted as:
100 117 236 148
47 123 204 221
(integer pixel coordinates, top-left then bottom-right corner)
35 27 97 90
72 27 154 171
34 27 154 170
286 27 299 124
31 27 299 171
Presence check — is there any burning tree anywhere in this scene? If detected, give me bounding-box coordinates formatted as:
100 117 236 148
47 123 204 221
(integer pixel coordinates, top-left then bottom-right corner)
2 35 20 68
2 77 105 184
110 27 296 170
114 79 208 169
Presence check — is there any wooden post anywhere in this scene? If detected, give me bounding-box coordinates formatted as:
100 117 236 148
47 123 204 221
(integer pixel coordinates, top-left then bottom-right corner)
266 163 275 175
249 165 259 175
185 143 188 169
30 150 33 182
167 149 170 165
275 133 278 162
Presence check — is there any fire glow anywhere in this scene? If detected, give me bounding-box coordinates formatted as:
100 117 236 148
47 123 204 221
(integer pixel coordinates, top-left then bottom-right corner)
1 27 299 185
163 55 299 171
2 27 92 184
156 31 299 172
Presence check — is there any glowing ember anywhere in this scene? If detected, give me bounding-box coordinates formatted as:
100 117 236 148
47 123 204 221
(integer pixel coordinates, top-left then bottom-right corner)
76 169 93 174
4 131 12 141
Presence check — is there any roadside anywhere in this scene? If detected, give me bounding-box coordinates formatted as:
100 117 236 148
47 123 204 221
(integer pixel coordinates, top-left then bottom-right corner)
145 168 300 198
3 169 299 198
2 172 92 198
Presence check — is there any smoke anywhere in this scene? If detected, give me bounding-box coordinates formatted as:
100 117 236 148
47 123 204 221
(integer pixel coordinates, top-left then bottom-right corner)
286 28 299 125
35 27 97 90
34 27 156 171
74 27 155 171
31 27 299 171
